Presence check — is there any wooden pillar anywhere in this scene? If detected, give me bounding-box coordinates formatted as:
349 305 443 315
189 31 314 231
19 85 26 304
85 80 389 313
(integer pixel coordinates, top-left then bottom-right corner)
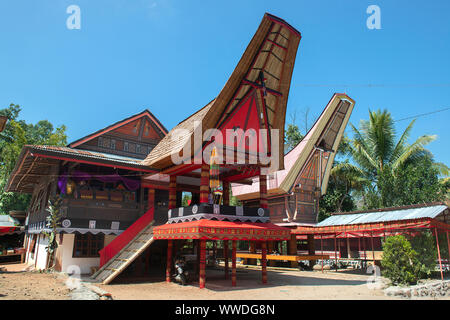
347 235 351 258
447 231 450 267
249 241 256 265
200 163 210 204
147 188 155 218
307 234 316 267
320 235 324 273
223 181 230 206
168 176 177 210
166 240 173 282
261 241 267 284
434 228 444 281
224 240 229 279
334 234 338 272
259 174 268 209
358 236 361 258
199 239 206 289
231 240 237 287
363 233 367 268
370 232 375 267
288 234 298 268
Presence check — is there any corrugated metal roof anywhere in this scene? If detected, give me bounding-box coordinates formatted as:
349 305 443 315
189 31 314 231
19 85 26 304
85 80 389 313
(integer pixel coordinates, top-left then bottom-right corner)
317 205 448 227
0 215 20 227
31 145 144 165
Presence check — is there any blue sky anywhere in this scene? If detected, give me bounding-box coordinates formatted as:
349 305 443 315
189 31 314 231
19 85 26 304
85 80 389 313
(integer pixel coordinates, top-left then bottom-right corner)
0 0 449 165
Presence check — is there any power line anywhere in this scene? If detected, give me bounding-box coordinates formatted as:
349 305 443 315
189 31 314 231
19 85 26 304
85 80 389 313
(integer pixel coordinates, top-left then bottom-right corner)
394 107 450 122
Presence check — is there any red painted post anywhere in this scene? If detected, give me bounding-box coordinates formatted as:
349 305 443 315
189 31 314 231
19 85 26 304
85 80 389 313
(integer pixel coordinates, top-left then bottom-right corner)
147 188 155 220
200 164 210 204
166 240 173 282
371 231 376 267
447 231 450 268
199 239 206 289
259 174 268 209
262 241 267 284
223 181 230 206
224 240 229 279
334 234 338 272
168 176 177 210
321 235 324 273
231 240 237 287
434 228 444 281
363 232 367 268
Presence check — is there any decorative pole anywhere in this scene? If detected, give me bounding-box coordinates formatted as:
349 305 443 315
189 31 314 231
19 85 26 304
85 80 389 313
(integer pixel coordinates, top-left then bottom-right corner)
200 163 210 204
166 240 173 282
199 239 206 289
334 234 338 272
321 234 324 273
223 181 230 206
224 240 229 279
259 173 268 209
231 240 237 287
447 231 450 267
261 241 267 284
147 188 155 220
168 176 177 209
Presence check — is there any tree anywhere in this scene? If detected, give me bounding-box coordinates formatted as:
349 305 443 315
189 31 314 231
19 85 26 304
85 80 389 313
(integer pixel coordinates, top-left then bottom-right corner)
343 109 447 208
0 104 67 215
43 196 63 270
381 235 434 285
284 123 303 153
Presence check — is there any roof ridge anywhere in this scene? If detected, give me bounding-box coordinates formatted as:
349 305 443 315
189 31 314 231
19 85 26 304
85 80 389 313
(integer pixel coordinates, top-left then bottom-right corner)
330 202 448 216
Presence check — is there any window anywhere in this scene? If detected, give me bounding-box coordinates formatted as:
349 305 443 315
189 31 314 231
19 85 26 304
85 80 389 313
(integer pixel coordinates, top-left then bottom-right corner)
111 139 116 150
98 137 103 147
136 144 141 154
124 141 129 151
73 233 104 258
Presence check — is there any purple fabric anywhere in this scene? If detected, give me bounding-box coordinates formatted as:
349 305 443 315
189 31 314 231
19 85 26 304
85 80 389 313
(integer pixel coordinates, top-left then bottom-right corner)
58 170 140 193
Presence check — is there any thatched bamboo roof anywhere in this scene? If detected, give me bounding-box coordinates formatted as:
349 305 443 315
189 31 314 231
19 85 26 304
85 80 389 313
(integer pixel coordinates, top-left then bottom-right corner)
232 93 355 201
142 13 302 171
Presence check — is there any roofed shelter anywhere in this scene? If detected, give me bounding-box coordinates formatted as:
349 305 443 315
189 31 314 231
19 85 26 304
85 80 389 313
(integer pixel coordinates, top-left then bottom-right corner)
292 203 450 280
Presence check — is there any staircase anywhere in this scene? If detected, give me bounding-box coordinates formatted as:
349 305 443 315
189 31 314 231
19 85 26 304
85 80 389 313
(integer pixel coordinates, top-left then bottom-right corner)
91 209 156 285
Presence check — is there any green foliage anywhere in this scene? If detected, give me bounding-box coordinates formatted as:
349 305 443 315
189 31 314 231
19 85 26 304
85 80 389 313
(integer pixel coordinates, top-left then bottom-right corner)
381 235 434 285
0 104 67 215
181 193 192 207
410 230 437 275
284 123 303 153
329 109 447 210
43 195 63 269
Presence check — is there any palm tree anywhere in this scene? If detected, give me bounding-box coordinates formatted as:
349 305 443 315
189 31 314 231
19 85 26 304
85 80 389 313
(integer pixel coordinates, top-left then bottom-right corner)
337 109 441 207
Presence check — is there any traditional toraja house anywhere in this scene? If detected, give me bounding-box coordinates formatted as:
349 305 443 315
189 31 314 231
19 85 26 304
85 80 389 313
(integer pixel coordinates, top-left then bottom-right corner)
6 110 167 273
6 13 355 288
231 93 355 266
292 203 450 280
91 13 303 288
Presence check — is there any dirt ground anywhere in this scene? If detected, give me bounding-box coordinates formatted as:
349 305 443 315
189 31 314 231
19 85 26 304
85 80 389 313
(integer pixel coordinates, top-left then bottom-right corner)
0 263 70 300
0 263 448 300
96 266 395 300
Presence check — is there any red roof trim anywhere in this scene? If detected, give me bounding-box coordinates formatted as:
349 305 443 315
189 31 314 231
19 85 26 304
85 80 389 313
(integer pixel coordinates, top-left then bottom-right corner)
31 152 156 173
69 110 168 149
